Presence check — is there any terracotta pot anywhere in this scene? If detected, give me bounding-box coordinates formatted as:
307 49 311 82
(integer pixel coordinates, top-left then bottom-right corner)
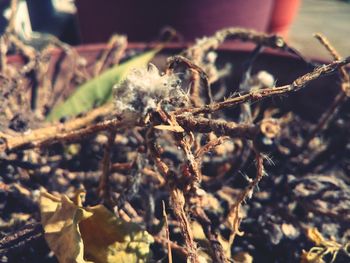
268 0 301 37
75 0 275 43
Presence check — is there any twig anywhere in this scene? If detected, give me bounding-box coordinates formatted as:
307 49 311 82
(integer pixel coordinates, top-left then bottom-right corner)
183 27 309 65
6 0 18 34
175 132 202 191
0 107 280 156
239 44 264 123
0 222 43 254
155 109 202 191
299 34 350 149
111 162 133 172
0 36 8 74
0 103 114 152
154 236 188 258
193 207 229 263
195 136 230 160
115 157 143 210
314 33 350 89
7 34 37 74
145 127 171 177
175 56 350 115
226 151 265 246
170 187 199 263
31 118 125 148
142 167 166 186
176 115 280 141
93 35 127 76
167 55 211 106
146 127 199 263
98 130 117 209
162 201 173 263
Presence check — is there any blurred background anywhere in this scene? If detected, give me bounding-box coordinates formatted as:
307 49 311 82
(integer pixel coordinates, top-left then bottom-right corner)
0 0 349 60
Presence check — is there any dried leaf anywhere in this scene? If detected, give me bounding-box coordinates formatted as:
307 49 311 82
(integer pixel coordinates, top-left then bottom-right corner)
40 191 92 263
40 190 154 263
80 205 154 263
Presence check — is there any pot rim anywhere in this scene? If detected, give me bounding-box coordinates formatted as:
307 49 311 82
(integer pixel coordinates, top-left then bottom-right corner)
5 41 333 65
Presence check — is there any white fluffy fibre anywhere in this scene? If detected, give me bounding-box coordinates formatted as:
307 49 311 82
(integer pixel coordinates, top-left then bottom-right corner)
114 64 188 115
256 71 275 88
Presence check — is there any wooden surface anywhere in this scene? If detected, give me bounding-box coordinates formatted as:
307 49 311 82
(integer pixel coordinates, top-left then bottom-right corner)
289 0 350 60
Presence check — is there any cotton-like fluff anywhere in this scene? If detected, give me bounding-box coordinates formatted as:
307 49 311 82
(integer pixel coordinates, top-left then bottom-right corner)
114 64 188 116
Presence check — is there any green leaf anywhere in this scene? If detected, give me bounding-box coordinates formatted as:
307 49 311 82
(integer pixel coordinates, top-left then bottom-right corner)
47 50 158 121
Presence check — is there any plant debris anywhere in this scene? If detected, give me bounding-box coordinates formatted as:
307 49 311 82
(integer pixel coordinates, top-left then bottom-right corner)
0 5 350 262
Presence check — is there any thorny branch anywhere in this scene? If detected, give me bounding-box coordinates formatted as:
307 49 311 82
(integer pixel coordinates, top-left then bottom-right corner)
301 34 350 147
176 56 350 115
183 27 307 64
176 115 280 140
289 34 350 157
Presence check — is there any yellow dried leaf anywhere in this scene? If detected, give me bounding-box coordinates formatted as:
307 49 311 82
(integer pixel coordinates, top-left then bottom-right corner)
40 191 93 263
80 205 154 263
40 190 154 263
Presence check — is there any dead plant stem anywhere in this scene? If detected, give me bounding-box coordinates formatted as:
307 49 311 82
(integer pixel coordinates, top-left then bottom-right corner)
175 56 350 115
